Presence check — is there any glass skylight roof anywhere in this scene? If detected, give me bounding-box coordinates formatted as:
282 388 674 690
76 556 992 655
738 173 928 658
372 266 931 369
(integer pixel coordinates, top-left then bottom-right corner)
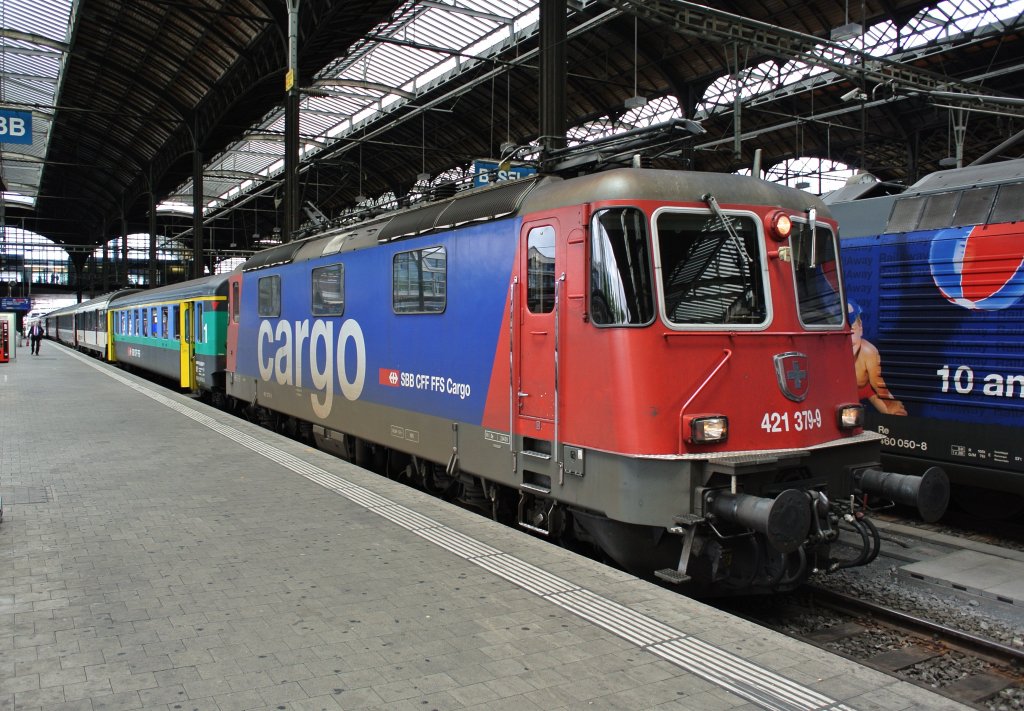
3 0 1022 226
167 0 540 215
0 0 76 208
167 0 1023 218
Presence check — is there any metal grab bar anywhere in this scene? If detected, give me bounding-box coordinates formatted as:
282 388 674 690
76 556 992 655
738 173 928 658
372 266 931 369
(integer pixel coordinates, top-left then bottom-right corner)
678 348 732 452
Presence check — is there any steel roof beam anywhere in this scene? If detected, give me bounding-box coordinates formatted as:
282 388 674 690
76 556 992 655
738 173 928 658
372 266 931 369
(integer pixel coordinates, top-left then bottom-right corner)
596 0 1024 117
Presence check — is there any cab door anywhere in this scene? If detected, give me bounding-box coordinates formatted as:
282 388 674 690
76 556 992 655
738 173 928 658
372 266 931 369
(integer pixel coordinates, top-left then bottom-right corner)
515 221 559 425
179 302 195 389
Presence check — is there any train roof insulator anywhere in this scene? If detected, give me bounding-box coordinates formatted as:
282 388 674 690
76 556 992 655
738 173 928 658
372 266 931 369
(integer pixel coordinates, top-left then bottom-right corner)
769 211 792 241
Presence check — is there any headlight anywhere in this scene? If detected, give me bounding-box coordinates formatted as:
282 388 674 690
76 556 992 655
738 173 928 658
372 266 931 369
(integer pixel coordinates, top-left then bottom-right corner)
690 415 728 443
836 404 864 429
768 211 792 241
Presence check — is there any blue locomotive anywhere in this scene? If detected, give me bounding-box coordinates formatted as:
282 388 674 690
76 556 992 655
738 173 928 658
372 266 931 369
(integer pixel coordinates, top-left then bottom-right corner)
829 158 1024 517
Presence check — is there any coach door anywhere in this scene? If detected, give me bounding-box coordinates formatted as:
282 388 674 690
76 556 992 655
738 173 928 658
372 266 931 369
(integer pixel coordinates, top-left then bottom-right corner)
515 221 560 428
179 302 195 390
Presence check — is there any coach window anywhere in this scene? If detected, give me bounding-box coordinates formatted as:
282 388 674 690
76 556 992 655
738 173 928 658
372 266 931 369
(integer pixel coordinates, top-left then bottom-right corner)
169 306 178 339
312 264 345 316
258 275 281 317
195 303 205 343
589 209 654 325
142 308 149 337
393 247 446 313
526 227 556 314
657 211 767 326
151 308 160 338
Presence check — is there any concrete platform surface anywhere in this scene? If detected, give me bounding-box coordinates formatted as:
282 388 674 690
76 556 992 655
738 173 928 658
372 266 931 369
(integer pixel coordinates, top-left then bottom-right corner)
0 345 972 710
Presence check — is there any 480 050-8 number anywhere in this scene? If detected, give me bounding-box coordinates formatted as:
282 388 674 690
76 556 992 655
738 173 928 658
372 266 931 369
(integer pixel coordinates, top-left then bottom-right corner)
881 436 928 451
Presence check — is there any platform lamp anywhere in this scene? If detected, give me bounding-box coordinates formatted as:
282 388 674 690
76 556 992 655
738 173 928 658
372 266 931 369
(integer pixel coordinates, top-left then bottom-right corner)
830 0 862 42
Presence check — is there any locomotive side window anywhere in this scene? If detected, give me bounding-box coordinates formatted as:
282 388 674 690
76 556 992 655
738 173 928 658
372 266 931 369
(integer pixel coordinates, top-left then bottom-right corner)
393 246 446 314
231 281 240 323
589 208 654 325
886 196 925 233
791 221 845 327
527 227 556 314
656 211 766 326
953 186 996 226
991 181 1024 223
916 192 960 231
258 275 281 317
312 264 345 316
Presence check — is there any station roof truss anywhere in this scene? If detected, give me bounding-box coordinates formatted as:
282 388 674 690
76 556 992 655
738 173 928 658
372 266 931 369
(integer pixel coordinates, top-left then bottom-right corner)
1 0 1022 256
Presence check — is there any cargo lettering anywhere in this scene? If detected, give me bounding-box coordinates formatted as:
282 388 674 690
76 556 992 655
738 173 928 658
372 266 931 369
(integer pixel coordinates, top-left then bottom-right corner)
258 318 366 417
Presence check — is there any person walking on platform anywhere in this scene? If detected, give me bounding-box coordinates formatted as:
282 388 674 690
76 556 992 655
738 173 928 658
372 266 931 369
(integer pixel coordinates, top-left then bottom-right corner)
29 322 43 356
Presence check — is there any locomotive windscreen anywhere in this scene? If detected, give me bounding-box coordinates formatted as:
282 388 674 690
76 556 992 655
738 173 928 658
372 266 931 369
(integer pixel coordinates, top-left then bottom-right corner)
791 220 845 328
656 212 766 326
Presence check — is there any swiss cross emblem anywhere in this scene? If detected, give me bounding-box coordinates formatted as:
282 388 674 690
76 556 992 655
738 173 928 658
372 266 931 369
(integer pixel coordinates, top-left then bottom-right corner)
774 352 809 402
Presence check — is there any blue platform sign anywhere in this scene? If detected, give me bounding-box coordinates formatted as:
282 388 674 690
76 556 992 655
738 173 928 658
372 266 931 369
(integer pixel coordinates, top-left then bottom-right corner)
0 109 32 144
472 159 536 188
1 298 31 311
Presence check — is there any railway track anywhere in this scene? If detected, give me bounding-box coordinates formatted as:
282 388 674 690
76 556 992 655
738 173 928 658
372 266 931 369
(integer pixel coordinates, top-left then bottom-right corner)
724 585 1024 710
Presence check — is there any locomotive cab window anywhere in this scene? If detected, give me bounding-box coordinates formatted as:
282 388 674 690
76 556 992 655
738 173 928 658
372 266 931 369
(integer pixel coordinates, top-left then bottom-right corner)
393 246 446 314
258 275 281 317
590 208 654 326
790 218 845 328
656 210 766 326
312 264 345 316
231 281 240 323
527 226 556 314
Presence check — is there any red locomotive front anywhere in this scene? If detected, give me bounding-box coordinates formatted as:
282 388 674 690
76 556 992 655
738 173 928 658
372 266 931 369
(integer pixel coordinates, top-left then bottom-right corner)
491 169 947 594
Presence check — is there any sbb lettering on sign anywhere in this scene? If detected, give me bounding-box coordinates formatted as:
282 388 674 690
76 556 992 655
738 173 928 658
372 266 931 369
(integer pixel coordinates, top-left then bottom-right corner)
0 110 32 145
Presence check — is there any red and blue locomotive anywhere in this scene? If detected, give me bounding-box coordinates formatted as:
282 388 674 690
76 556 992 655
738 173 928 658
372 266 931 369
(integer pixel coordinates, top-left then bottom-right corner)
217 167 947 595
47 165 948 595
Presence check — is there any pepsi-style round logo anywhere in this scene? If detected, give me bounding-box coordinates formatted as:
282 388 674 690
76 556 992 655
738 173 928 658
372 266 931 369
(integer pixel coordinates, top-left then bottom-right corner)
929 225 1024 311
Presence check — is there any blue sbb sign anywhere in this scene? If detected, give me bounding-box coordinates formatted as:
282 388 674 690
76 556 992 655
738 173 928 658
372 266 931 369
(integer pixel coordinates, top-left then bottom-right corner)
472 159 536 188
0 298 31 311
0 109 32 145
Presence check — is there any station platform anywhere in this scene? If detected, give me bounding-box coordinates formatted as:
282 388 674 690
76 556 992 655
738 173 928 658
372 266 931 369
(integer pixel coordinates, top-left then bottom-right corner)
0 345 972 711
